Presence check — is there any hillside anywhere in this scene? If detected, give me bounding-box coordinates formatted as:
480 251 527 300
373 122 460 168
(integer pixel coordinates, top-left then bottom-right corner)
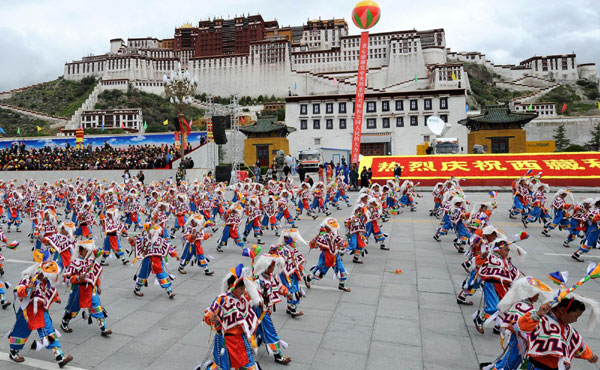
3 77 97 118
94 87 205 133
536 80 599 116
0 108 55 136
464 63 532 107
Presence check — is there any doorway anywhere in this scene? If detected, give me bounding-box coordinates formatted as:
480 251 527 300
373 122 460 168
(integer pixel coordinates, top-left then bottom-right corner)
256 145 270 166
491 137 509 153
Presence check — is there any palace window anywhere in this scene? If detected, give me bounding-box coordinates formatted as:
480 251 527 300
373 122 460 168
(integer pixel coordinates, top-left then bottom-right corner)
382 101 390 112
367 118 376 129
313 119 320 129
440 114 448 123
339 102 347 113
395 100 404 111
326 119 333 129
410 116 418 126
326 103 333 114
410 99 418 111
396 117 404 127
382 118 390 128
424 99 432 111
300 120 307 130
339 119 347 129
300 104 307 115
313 104 320 114
440 97 448 110
366 101 376 113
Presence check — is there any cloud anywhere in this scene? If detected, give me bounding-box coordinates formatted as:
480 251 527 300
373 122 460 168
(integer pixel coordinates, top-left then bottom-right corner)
130 135 146 142
0 0 598 92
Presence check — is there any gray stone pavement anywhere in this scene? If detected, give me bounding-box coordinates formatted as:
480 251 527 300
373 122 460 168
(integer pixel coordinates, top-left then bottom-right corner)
1 190 600 369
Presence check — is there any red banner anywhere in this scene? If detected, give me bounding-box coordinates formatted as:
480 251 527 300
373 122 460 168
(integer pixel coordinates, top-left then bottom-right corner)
351 31 370 166
174 131 180 150
360 152 600 187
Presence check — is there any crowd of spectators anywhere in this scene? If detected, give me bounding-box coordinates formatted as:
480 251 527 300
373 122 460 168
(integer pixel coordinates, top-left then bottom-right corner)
0 141 194 170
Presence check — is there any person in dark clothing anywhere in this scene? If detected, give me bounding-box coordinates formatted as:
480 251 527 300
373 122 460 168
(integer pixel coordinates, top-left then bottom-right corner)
283 164 290 177
306 175 314 188
360 167 369 188
137 170 145 184
297 163 306 183
393 163 402 179
367 168 373 185
349 166 359 190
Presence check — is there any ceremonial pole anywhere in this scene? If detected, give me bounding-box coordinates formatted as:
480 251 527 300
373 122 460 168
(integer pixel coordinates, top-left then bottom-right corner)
350 1 381 167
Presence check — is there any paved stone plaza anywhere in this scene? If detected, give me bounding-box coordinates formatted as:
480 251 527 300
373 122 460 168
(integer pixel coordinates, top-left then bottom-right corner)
1 190 600 370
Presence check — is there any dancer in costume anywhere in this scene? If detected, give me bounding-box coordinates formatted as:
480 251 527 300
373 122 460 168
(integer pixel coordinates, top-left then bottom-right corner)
274 229 309 318
201 264 260 370
218 202 245 252
518 295 599 369
541 189 572 237
253 254 292 364
346 205 368 264
100 208 129 266
74 201 96 239
242 196 265 245
473 238 524 334
61 240 112 337
571 198 600 263
178 214 215 276
457 225 498 305
46 222 76 270
563 198 592 248
170 193 190 237
6 189 24 232
478 276 553 370
7 260 73 367
524 183 550 226
365 197 389 251
0 226 18 309
306 217 351 292
131 225 178 298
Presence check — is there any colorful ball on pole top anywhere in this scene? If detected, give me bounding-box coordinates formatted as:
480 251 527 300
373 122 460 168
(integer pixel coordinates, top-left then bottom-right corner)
352 0 381 30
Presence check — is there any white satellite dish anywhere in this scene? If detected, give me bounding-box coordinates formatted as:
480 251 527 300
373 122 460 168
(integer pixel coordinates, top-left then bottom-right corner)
427 116 446 136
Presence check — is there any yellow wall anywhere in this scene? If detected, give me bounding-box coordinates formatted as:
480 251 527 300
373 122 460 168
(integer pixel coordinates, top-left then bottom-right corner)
467 128 526 153
244 137 290 166
526 140 556 153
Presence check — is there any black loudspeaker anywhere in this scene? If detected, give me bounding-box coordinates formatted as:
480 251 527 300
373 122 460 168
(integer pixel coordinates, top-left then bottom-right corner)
215 165 232 183
212 116 228 144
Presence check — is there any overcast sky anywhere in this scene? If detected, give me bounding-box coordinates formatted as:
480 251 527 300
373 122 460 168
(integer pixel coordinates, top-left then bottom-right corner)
1 0 598 91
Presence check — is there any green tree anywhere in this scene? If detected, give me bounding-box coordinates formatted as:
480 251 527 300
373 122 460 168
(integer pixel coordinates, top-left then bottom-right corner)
553 124 571 152
257 95 264 103
587 123 600 151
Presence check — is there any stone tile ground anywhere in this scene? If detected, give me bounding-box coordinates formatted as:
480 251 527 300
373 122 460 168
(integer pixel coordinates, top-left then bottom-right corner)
1 190 600 369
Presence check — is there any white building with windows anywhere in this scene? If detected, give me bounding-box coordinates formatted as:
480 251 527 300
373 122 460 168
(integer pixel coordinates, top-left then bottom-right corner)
80 108 143 132
285 89 467 156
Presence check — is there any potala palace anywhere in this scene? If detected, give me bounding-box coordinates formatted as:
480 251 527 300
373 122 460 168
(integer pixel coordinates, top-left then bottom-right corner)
1 14 598 156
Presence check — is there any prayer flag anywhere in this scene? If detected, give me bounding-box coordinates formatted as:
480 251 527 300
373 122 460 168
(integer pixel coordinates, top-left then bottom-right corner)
0 127 5 134
333 77 338 86
597 101 600 111
451 72 457 81
561 102 567 113
294 81 297 90
414 74 418 84
36 126 42 132
101 123 105 131
527 104 533 111
240 116 245 123
143 121 147 130
163 119 169 126
17 127 20 135
465 105 469 113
